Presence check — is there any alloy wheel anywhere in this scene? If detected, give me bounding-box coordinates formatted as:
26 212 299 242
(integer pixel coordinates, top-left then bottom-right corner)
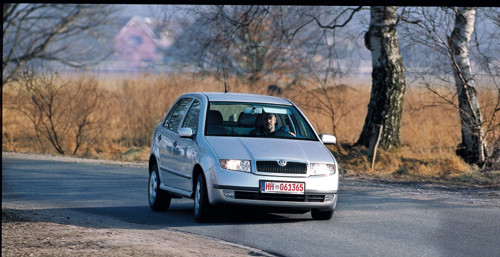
194 180 201 216
149 171 158 205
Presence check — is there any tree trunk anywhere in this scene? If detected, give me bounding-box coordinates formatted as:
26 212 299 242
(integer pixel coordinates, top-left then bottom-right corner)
449 7 487 166
356 6 407 151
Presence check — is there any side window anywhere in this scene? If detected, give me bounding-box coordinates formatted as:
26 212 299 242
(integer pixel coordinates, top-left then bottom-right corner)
163 98 192 131
182 100 201 132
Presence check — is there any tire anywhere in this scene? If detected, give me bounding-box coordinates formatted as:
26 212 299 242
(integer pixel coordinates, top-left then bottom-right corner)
194 173 212 223
311 209 334 220
148 164 171 211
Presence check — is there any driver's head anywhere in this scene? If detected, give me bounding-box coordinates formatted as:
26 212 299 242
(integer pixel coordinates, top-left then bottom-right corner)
261 113 276 132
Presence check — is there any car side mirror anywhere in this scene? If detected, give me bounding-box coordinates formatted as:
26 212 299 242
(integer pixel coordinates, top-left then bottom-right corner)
320 134 336 145
178 128 194 138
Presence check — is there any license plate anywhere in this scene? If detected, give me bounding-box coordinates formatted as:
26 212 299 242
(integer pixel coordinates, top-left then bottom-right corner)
260 181 305 194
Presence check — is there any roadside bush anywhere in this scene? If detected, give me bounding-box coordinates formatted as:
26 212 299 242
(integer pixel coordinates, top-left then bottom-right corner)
4 71 105 156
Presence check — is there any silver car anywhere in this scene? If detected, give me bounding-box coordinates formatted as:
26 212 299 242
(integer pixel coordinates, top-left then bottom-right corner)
148 92 339 222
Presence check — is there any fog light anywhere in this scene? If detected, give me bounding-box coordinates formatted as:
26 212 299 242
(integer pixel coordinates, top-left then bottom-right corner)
223 190 235 199
324 194 334 202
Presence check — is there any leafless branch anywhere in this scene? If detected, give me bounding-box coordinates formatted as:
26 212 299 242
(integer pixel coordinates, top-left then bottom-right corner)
3 4 121 85
310 6 362 30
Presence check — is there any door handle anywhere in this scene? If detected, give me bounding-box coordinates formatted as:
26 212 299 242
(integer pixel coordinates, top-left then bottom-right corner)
157 134 161 141
173 141 178 147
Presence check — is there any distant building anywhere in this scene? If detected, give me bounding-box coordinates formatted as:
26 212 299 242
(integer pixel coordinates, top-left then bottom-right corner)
112 16 174 71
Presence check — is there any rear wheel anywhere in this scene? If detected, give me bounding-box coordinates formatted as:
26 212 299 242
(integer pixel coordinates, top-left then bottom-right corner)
311 209 334 220
148 164 171 211
194 173 212 222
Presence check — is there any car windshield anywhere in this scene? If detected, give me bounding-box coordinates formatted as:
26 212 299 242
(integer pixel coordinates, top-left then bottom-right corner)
205 102 318 140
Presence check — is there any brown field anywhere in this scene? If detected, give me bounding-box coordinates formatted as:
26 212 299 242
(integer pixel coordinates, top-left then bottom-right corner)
2 73 499 185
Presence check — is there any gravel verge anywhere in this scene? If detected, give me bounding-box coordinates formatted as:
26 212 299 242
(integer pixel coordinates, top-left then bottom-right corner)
2 202 270 257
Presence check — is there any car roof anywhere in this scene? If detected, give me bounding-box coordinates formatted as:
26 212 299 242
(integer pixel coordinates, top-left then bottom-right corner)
186 92 293 105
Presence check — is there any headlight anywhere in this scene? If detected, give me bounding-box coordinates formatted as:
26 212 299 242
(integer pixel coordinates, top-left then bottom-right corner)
309 163 336 176
219 159 251 172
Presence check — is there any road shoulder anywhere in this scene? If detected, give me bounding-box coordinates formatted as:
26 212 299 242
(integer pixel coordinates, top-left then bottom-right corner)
2 202 271 257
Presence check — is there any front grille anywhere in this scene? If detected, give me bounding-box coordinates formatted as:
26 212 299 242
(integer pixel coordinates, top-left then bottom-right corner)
256 161 307 174
235 192 325 202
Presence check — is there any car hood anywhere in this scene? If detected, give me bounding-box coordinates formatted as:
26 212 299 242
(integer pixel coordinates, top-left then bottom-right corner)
205 136 335 163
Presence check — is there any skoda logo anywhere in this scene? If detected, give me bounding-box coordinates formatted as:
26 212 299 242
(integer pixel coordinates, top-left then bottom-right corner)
277 160 287 167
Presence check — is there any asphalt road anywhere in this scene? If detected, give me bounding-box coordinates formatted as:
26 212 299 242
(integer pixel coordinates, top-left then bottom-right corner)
2 157 499 257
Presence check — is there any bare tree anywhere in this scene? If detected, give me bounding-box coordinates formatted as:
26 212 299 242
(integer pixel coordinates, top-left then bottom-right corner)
399 7 497 167
298 80 360 153
6 68 104 156
356 6 407 151
293 6 364 150
449 7 488 166
68 76 105 155
166 5 332 86
3 4 121 85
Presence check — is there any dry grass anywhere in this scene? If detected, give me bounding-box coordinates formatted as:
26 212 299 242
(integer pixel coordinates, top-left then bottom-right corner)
2 72 499 185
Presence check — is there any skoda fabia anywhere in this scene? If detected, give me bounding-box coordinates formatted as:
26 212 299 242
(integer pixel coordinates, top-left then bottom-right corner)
148 92 339 222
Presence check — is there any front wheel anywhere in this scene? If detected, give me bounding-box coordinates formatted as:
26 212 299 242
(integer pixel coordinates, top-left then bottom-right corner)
148 164 171 211
311 209 334 220
194 173 212 223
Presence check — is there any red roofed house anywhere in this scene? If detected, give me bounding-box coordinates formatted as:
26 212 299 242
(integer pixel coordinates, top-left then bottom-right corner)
114 16 173 71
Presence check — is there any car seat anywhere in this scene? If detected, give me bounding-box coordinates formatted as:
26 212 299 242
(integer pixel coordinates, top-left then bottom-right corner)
206 110 228 135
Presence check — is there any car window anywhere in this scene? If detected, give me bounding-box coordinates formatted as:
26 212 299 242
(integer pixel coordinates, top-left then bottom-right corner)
206 101 318 140
163 98 192 131
182 99 201 132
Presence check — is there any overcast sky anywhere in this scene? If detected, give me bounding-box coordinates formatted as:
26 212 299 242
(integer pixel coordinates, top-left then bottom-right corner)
123 4 154 16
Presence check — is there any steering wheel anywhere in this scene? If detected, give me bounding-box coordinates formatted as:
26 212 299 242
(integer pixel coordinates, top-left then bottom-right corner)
271 129 295 138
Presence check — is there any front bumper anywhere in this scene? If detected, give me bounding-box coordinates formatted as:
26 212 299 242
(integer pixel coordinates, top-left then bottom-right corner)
206 166 338 210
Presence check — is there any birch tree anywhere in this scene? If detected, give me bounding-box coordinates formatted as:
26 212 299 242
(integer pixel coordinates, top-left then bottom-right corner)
356 6 407 151
449 7 487 165
398 7 494 166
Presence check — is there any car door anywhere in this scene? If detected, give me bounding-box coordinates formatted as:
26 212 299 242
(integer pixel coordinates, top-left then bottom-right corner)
169 99 201 192
157 97 193 190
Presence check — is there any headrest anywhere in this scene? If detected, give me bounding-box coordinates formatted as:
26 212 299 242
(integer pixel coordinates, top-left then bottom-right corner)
207 110 223 125
238 112 258 127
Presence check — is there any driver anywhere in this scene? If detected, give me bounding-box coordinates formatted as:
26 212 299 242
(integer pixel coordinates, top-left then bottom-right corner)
252 112 295 137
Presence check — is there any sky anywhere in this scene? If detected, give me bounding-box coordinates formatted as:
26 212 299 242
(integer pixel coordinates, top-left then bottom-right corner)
123 5 155 16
